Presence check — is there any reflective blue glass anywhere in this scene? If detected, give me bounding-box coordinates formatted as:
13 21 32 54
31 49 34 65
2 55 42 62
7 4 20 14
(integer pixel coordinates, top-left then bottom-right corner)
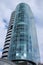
8 3 40 63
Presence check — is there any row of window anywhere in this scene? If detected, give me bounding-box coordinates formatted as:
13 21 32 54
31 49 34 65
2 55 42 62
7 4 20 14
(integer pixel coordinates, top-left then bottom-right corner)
14 30 28 34
2 55 7 58
8 25 13 30
3 47 9 50
6 35 11 38
14 24 28 31
5 35 31 43
14 24 24 28
15 10 29 23
6 36 11 40
7 29 12 33
2 51 8 54
9 44 32 54
13 33 28 38
10 45 27 51
19 4 25 12
14 34 28 37
12 37 28 42
15 9 24 22
4 43 9 46
6 33 11 37
7 32 11 35
5 40 10 43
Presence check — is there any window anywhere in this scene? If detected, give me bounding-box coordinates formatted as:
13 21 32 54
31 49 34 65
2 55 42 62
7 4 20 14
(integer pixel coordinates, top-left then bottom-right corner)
7 34 11 36
14 37 17 41
3 47 9 50
7 30 12 33
15 10 24 23
11 53 16 59
2 55 7 58
2 51 8 54
6 37 11 39
4 43 9 46
19 4 25 12
10 25 13 29
9 25 13 30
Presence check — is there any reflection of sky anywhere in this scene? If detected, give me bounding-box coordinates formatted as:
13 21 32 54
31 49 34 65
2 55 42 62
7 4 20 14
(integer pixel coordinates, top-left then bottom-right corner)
0 0 43 63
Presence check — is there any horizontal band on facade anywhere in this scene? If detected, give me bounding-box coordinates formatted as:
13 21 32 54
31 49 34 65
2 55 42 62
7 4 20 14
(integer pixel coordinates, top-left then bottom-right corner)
3 48 9 52
5 40 10 43
5 42 10 44
2 51 8 54
4 43 10 46
2 55 8 58
7 30 12 33
5 38 11 41
6 34 11 36
6 37 11 39
3 47 9 50
6 35 11 38
8 25 13 30
7 31 11 34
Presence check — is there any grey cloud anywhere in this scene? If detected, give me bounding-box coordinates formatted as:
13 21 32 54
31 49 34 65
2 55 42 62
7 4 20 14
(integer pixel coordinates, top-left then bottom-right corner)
35 0 43 7
2 0 21 10
3 19 9 25
5 25 8 29
0 1 12 29
0 48 3 52
35 16 43 28
3 19 7 24
3 19 8 29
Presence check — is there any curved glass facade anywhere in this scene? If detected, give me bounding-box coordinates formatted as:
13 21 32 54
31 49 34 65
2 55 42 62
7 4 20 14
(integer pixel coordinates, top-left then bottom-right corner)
8 3 40 63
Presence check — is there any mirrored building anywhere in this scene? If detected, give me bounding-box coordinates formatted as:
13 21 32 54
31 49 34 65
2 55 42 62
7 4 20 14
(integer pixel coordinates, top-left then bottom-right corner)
8 3 40 63
2 3 40 64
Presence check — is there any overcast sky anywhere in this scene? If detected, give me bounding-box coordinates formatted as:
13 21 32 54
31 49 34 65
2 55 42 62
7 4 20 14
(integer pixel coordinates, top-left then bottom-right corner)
0 0 43 63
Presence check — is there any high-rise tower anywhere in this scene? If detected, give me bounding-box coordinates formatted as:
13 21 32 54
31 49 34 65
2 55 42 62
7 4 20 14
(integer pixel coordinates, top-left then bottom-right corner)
2 11 15 59
2 3 40 63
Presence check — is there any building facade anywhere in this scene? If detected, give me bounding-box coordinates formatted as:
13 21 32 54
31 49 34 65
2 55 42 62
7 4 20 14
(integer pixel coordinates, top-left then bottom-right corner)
2 3 40 63
2 11 15 59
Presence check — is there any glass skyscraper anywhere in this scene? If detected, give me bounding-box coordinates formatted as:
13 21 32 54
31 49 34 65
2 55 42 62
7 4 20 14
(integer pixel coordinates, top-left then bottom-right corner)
8 3 40 63
2 3 40 64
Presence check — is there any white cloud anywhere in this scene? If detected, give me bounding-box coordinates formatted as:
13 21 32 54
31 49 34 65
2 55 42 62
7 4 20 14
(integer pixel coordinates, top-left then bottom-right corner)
36 24 43 63
0 1 12 23
0 21 7 49
0 1 12 51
